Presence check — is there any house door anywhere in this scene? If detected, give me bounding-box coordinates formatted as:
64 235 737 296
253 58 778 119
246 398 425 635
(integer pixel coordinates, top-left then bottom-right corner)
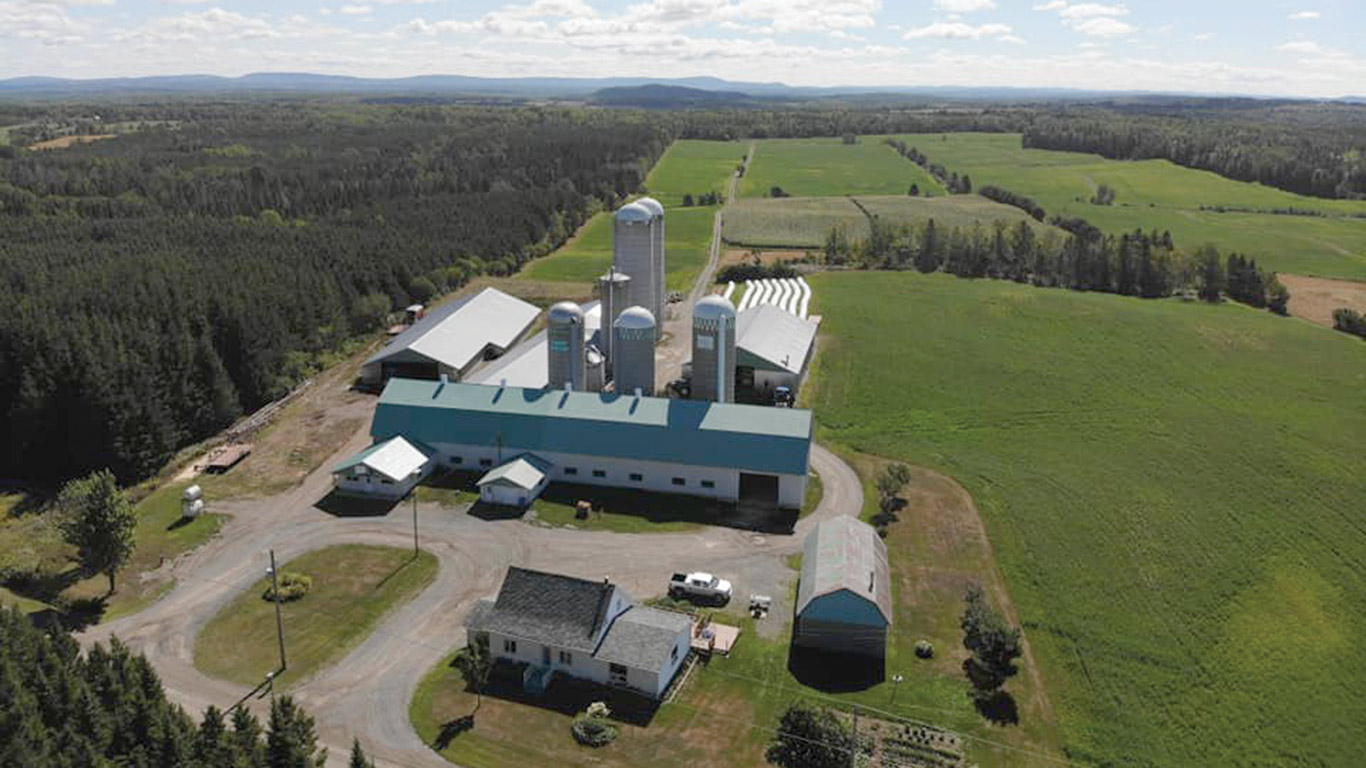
609 663 628 686
542 645 551 666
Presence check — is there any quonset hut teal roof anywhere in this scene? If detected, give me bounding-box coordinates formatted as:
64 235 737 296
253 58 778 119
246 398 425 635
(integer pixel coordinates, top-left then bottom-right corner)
372 378 813 476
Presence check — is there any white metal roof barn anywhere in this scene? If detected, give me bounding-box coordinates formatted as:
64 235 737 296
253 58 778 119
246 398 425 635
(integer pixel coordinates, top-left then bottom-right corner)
735 303 818 397
362 287 539 386
795 516 892 658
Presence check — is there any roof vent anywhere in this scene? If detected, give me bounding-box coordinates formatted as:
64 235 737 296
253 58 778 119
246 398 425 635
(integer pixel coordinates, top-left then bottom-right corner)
439 373 449 385
634 388 643 398
869 571 876 593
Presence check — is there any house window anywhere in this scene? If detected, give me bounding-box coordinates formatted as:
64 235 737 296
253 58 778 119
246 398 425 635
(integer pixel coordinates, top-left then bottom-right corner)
564 467 578 476
380 479 393 485
671 645 679 661
592 470 606 478
671 477 685 486
503 639 517 654
479 458 493 468
701 480 715 489
559 650 573 665
629 473 643 482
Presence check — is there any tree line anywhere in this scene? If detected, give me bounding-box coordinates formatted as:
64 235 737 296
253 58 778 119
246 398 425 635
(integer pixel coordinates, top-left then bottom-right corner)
884 138 972 193
0 605 387 767
822 215 1289 314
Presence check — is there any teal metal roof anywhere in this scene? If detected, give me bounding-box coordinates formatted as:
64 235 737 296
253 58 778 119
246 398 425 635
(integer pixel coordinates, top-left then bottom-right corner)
372 379 812 476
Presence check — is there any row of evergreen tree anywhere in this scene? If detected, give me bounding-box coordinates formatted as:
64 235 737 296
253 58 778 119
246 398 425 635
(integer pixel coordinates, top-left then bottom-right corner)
823 217 1289 313
0 607 385 767
884 139 972 193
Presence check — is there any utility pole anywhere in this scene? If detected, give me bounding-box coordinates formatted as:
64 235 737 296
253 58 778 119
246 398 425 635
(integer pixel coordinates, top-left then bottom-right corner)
267 550 287 672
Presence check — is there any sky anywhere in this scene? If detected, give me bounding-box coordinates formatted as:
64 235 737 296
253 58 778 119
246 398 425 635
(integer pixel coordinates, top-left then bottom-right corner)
1 0 1363 97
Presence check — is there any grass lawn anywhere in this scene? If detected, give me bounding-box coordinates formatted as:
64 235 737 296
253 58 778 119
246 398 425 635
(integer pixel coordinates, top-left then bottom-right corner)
740 138 945 199
882 132 1366 280
410 453 1060 768
723 195 1065 249
807 270 1366 766
645 139 747 208
195 544 437 689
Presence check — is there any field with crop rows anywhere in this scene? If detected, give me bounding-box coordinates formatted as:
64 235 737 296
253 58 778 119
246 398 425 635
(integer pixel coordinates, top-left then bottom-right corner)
740 138 945 199
723 194 1064 249
806 270 1366 767
645 139 748 208
880 133 1366 280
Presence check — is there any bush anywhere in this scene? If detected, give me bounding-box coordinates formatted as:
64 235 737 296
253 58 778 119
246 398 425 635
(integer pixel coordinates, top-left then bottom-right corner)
263 571 312 602
570 714 619 747
915 640 935 659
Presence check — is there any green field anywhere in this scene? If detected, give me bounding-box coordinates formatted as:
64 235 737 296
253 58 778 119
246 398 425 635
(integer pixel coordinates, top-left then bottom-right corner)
740 138 945 199
519 204 715 292
644 139 747 208
807 271 1366 766
724 195 1065 249
195 544 437 689
882 133 1366 280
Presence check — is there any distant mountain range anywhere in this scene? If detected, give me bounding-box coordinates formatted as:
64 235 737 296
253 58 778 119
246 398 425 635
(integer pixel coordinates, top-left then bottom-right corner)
0 72 1355 103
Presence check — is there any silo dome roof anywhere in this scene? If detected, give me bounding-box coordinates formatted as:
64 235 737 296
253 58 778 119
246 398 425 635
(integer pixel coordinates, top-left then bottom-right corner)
548 301 585 323
614 305 656 330
615 202 653 222
635 197 664 218
693 294 736 321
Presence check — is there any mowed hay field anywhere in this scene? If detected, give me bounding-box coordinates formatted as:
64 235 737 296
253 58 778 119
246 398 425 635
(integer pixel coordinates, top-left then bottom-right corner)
882 133 1366 280
724 194 1066 249
644 139 747 207
807 271 1366 766
740 137 945 198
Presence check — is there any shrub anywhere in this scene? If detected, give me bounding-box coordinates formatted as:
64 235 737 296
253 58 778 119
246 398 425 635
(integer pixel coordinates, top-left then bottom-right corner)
570 714 619 747
263 571 312 602
915 640 935 659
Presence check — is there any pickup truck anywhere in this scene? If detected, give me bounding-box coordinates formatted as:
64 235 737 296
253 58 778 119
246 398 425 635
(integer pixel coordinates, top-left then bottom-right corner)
669 572 733 605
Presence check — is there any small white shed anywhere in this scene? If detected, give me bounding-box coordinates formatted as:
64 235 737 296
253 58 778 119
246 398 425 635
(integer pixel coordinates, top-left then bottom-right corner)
477 455 551 507
332 436 434 499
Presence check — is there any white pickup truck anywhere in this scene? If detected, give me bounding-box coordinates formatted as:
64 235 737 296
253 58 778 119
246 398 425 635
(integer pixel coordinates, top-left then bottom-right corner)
669 572 733 605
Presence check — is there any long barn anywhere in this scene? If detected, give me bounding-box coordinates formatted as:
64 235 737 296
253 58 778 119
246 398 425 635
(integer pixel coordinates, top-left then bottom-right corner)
361 377 813 508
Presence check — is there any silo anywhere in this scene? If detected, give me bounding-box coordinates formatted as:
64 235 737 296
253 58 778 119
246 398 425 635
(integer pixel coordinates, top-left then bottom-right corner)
597 267 632 367
636 196 666 335
547 301 586 391
612 202 656 339
690 294 737 403
613 306 656 396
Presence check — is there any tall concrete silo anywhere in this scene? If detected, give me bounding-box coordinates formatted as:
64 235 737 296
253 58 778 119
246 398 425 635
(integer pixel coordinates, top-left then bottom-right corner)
613 306 656 396
597 267 632 367
691 294 736 403
636 196 666 335
547 301 586 391
612 202 656 340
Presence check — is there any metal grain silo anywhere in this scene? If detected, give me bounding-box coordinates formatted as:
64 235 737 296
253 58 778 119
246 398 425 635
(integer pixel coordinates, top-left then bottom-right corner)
547 301 586 391
636 196 666 335
613 306 656 396
597 267 632 368
613 202 656 339
690 294 736 403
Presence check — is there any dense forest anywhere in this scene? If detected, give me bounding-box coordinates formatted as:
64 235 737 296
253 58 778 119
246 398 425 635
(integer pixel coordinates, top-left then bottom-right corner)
0 606 330 766
1022 102 1366 199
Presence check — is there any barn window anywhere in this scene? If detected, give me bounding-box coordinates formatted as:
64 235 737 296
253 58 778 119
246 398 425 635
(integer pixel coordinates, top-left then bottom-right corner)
629 473 643 482
671 477 685 486
564 467 578 476
479 458 493 468
592 470 606 478
559 650 573 665
449 456 463 465
701 480 715 489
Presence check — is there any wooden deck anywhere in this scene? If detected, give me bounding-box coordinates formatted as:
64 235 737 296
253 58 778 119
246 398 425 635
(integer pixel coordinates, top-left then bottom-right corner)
691 619 741 656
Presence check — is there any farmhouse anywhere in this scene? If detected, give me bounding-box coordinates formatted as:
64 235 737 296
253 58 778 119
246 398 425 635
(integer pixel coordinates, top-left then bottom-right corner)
365 377 812 508
361 287 539 387
465 566 693 699
330 435 434 499
795 516 892 658
736 303 818 396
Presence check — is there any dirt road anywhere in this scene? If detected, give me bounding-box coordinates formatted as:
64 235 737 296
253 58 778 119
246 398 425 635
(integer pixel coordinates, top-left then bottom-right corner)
82 430 860 768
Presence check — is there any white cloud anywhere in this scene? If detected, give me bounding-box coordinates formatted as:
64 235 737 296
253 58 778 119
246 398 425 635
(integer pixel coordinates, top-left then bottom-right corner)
1058 3 1128 19
1288 10 1319 20
904 21 1012 40
1032 1 1066 9
1069 17 1134 37
339 4 373 15
0 0 88 44
933 0 996 12
1035 2 1136 37
1192 32 1214 41
1277 40 1322 53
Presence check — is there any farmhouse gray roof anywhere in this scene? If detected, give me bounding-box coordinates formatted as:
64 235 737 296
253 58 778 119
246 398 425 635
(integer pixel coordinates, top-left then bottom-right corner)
465 566 622 654
594 606 692 670
364 287 539 374
797 516 893 624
